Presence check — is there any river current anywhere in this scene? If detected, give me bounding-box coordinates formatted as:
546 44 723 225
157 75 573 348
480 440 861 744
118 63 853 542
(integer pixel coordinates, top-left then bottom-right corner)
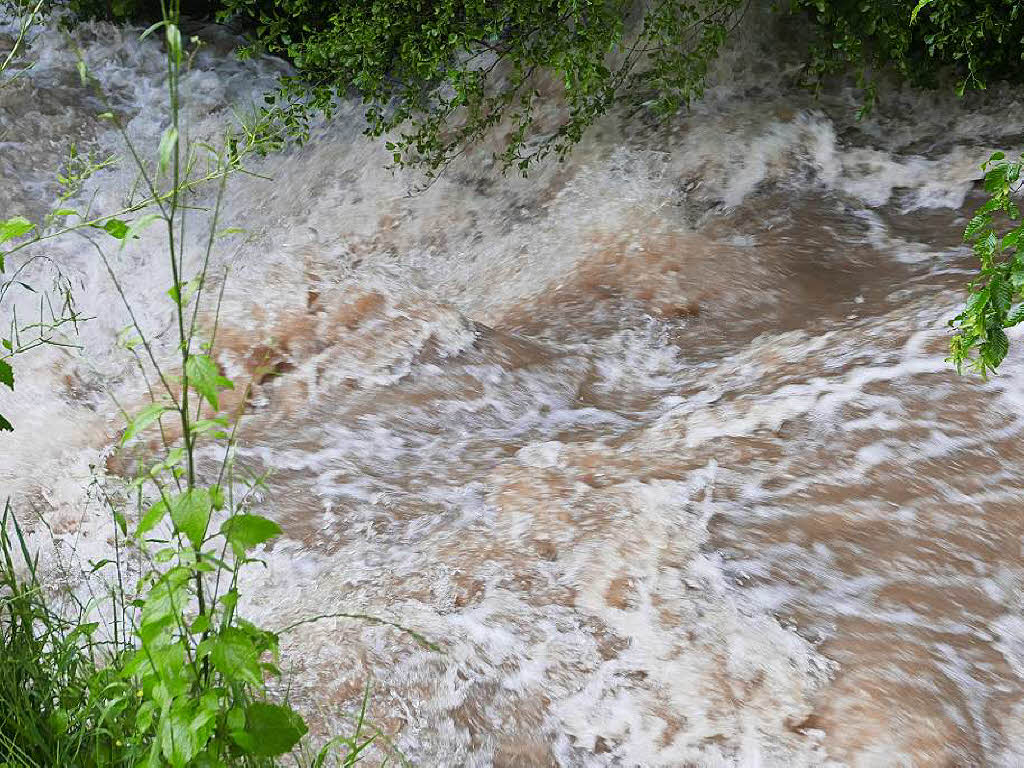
3 10 1024 767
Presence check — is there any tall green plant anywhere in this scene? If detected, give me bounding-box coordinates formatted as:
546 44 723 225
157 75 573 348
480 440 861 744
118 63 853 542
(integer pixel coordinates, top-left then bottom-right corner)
2 4 413 765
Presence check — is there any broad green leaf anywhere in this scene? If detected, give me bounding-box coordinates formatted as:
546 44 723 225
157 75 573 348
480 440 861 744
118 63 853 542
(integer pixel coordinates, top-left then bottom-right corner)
185 354 233 410
159 700 198 767
0 359 12 390
170 489 212 547
96 218 130 240
209 484 225 510
232 702 307 757
122 403 172 445
140 570 189 643
221 514 281 556
0 412 12 431
136 700 156 733
0 216 34 244
203 627 262 686
159 126 179 175
137 499 169 537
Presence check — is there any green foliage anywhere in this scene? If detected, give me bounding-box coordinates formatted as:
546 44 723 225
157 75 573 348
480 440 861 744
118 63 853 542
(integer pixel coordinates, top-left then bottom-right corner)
0 502 113 767
217 0 745 175
789 0 1024 102
1 4 422 766
949 151 1024 376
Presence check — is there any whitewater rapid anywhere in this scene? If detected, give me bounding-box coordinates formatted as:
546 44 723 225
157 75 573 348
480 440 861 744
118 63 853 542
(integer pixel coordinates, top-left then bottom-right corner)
4 9 1024 766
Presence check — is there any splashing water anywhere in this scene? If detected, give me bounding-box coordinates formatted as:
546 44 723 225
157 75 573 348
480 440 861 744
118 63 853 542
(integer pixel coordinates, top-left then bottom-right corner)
5 9 1024 767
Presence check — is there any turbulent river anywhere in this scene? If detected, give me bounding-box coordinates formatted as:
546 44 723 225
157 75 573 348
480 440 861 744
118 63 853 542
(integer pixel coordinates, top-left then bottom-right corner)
4 10 1024 767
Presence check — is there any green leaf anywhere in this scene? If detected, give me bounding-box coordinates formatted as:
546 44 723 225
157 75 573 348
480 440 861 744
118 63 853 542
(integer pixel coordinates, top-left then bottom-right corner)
204 627 262 686
0 359 12 390
221 514 282 556
0 216 34 245
137 499 169 537
992 276 1013 313
158 126 179 175
0 412 11 432
185 355 233 411
170 489 212 548
140 570 190 643
159 701 199 767
232 703 307 757
964 214 990 240
209 484 225 510
166 23 183 64
98 218 130 240
1005 304 1024 328
122 403 172 445
983 327 1010 369
140 19 167 40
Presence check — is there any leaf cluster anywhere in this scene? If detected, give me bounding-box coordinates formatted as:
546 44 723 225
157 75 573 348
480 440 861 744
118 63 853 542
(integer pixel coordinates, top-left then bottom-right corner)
789 0 1024 103
214 0 745 176
949 151 1024 376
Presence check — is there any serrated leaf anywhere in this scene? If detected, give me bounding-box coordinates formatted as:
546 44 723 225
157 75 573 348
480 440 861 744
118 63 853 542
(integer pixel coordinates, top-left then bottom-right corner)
992 276 1012 313
1005 304 1024 328
0 216 34 245
0 359 12 390
185 355 233 410
122 403 172 445
983 327 1010 369
169 489 212 548
221 514 281 557
964 214 990 240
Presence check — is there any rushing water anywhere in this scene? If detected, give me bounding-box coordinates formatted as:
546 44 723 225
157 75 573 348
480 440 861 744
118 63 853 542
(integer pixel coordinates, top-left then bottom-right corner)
4 10 1024 767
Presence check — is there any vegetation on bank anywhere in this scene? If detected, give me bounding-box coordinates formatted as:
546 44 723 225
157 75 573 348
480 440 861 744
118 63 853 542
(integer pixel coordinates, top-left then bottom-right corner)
1 3 417 764
1 0 1023 765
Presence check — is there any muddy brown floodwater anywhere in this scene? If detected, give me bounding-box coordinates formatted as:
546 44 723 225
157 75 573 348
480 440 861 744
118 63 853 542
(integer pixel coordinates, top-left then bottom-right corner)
4 10 1024 767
